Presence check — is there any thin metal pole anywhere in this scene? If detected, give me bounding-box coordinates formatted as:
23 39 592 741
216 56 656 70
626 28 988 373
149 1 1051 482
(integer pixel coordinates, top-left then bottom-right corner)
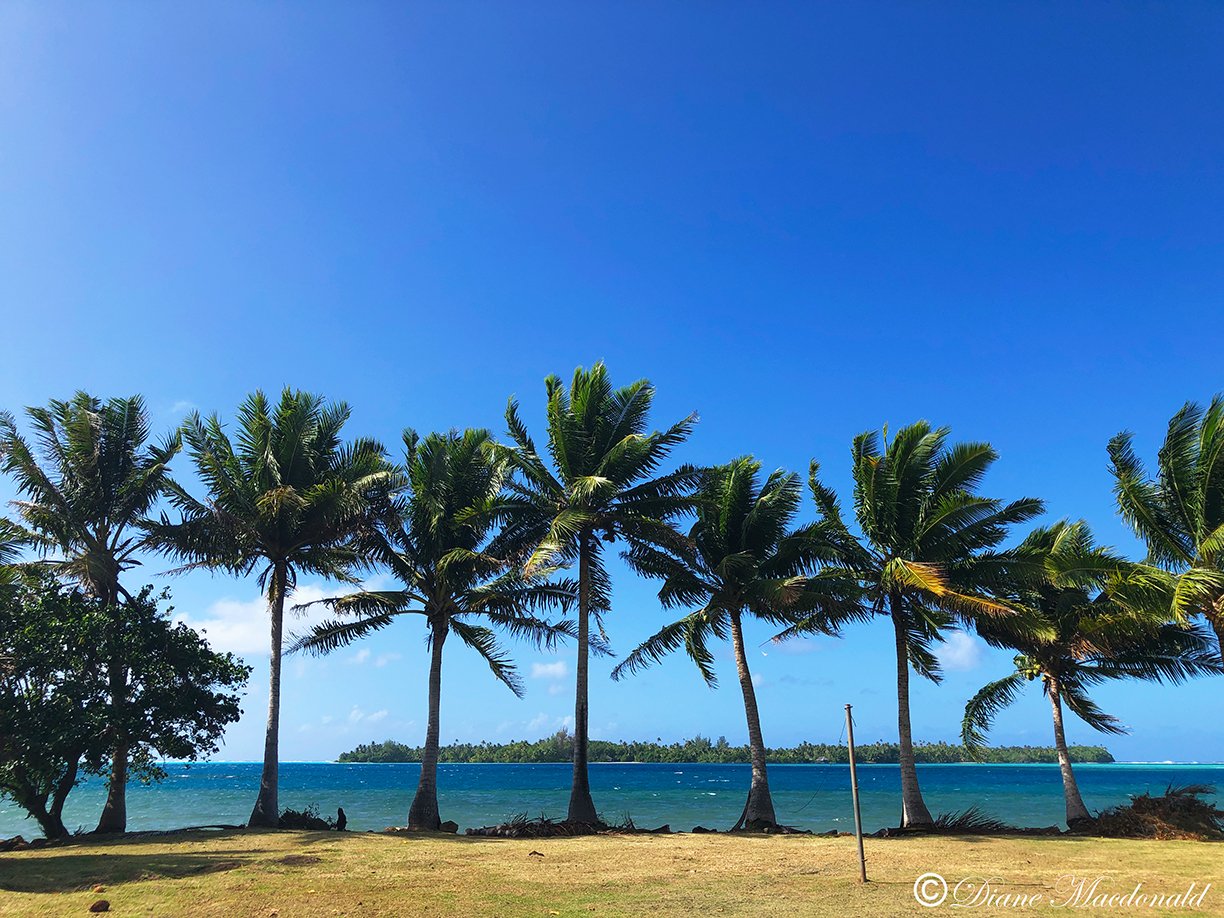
845 703 868 883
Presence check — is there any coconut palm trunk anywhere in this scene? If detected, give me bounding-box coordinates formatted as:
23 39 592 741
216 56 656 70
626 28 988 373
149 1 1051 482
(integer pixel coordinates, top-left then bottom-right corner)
891 594 934 829
249 564 287 828
93 670 128 833
1210 603 1224 659
408 621 447 829
95 589 128 835
1047 677 1091 826
728 609 777 831
567 533 598 825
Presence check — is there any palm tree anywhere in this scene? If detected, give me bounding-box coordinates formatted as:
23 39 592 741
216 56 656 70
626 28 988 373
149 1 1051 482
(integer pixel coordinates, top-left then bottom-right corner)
499 363 698 824
801 422 1043 828
613 457 856 830
0 394 180 834
963 521 1223 826
289 428 575 829
0 518 28 586
144 389 394 827
1109 397 1224 655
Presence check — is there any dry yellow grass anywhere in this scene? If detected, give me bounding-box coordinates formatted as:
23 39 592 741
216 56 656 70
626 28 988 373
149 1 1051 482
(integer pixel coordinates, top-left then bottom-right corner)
1 829 1220 917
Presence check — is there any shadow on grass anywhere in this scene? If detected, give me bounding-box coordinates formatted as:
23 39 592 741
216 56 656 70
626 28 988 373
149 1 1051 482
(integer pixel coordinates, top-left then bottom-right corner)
0 828 345 894
0 850 259 894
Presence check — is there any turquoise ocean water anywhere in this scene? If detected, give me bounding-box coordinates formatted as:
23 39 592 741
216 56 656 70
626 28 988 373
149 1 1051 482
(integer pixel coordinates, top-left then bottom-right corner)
2 762 1219 838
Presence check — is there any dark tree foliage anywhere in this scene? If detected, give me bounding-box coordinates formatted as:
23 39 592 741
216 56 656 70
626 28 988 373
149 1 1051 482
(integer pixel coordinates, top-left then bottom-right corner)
0 573 250 838
0 573 108 839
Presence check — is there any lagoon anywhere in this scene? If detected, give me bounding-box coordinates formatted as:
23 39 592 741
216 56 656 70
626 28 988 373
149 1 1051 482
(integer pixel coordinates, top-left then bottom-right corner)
3 761 1220 838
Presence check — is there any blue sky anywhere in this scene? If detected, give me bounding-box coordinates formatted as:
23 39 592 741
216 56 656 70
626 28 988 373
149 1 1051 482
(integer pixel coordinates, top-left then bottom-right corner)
1 2 1222 762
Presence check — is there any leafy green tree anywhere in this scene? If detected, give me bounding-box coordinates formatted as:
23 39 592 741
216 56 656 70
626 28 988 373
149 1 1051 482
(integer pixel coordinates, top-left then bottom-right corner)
144 390 393 827
612 457 855 829
0 572 248 838
290 428 574 829
0 572 107 838
500 363 698 823
1109 396 1224 654
802 422 1043 828
963 521 1223 825
0 394 180 833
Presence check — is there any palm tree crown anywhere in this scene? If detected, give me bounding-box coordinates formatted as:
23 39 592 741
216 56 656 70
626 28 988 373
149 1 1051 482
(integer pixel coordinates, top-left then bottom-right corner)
1109 396 1224 653
149 390 393 589
0 393 180 603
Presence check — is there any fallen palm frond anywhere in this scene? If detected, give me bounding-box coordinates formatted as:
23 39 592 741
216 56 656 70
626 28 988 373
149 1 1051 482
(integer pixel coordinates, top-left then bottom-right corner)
277 805 336 831
932 806 1017 834
464 813 606 838
462 812 675 837
1089 784 1223 840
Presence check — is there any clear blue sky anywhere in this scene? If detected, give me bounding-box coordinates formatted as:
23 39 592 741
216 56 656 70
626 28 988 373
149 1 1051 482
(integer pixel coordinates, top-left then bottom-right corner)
1 2 1222 762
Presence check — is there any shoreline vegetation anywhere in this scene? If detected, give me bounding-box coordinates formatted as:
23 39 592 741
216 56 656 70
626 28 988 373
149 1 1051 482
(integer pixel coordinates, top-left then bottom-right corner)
337 731 1115 765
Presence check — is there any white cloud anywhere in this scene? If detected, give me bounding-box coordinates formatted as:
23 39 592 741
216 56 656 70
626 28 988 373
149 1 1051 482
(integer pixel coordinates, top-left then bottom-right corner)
531 660 569 680
526 712 573 734
348 648 372 665
167 399 197 416
939 631 985 671
547 683 566 696
366 709 389 724
526 712 551 732
348 706 366 724
375 652 402 668
176 583 344 656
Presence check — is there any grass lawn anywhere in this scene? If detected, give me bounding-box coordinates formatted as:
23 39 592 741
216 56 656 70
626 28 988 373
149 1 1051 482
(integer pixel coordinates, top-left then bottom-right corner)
0 829 1220 917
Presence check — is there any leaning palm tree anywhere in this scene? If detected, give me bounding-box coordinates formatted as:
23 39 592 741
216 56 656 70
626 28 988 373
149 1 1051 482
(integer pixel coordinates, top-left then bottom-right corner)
0 394 180 833
799 423 1043 828
144 390 393 827
613 457 857 830
1109 397 1224 654
289 428 575 829
500 363 699 824
963 521 1223 826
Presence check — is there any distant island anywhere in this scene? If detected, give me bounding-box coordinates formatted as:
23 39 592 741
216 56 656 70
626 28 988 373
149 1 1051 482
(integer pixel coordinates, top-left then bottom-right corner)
338 730 1114 765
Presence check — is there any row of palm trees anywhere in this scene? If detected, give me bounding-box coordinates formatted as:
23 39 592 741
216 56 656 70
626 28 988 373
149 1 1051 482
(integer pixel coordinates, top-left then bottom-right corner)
2 368 1222 833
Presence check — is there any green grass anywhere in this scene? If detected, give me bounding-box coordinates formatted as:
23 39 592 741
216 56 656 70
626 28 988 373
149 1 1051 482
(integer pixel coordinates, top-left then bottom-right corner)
0 829 1219 917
